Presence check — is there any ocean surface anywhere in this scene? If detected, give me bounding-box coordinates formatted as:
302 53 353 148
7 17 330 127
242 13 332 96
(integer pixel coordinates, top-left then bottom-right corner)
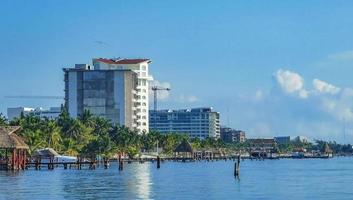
1 157 353 200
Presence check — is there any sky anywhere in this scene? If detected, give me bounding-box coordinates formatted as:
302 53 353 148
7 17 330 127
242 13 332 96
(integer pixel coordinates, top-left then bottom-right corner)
1 0 353 142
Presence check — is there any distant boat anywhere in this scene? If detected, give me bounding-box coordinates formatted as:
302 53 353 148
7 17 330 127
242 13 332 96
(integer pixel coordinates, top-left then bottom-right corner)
54 155 77 163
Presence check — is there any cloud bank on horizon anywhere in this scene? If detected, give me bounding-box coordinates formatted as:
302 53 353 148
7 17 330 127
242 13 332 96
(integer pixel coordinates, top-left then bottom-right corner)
239 68 353 142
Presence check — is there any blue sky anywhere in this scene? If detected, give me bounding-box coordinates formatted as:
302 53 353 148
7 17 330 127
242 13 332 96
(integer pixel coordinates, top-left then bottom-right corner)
1 0 353 142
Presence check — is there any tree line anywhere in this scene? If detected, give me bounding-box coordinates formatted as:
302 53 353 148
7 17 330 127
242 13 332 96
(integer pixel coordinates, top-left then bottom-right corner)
1 110 352 157
0 110 225 158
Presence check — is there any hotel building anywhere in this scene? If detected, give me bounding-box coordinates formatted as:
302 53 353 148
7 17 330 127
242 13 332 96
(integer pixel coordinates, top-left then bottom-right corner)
64 62 139 130
149 107 220 139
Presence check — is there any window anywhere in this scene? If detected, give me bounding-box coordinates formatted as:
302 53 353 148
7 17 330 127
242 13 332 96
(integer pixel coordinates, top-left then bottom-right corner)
141 65 146 71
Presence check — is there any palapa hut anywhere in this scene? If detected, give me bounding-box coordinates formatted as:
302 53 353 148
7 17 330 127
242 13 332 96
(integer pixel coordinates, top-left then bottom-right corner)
32 148 59 160
174 140 193 158
0 126 29 170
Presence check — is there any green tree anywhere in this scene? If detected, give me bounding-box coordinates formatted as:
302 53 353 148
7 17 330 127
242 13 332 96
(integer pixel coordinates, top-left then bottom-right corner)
0 113 7 126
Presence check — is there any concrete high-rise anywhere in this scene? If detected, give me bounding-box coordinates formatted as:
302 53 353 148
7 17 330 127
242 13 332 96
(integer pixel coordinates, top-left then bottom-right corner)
92 58 153 133
64 63 138 130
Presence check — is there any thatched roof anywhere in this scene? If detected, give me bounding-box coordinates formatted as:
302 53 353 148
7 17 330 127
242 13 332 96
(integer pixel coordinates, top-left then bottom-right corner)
174 140 193 153
32 148 59 158
0 126 29 149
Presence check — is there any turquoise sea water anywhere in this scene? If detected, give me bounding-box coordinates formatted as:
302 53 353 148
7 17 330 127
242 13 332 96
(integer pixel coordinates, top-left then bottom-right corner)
1 157 353 200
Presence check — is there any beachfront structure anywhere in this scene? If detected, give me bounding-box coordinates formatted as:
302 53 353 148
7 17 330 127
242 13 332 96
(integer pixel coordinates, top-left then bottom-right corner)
174 140 194 158
92 58 153 133
220 127 246 143
149 107 220 139
247 138 277 151
274 136 291 144
0 126 29 170
7 107 61 121
64 63 138 131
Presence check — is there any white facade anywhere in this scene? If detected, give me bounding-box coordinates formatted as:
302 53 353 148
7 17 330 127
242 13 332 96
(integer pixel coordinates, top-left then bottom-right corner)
93 58 153 133
149 107 221 139
7 107 61 121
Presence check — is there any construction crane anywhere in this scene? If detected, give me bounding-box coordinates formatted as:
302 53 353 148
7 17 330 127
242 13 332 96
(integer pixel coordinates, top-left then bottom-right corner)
151 86 170 129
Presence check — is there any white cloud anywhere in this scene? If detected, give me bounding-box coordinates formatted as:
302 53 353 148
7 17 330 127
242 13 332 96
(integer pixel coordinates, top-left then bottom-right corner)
254 90 264 101
313 79 340 95
177 94 199 103
275 69 308 98
149 80 171 101
328 50 353 61
320 88 353 121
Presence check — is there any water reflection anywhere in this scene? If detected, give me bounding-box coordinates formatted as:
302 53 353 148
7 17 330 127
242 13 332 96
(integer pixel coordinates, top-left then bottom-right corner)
129 163 152 199
2 158 353 200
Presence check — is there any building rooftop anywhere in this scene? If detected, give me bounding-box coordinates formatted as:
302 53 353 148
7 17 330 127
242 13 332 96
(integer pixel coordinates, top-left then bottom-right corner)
150 107 216 113
94 58 151 64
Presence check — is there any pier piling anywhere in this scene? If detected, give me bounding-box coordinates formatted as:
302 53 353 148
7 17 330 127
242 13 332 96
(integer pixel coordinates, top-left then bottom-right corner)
157 156 161 169
234 155 240 178
118 154 123 171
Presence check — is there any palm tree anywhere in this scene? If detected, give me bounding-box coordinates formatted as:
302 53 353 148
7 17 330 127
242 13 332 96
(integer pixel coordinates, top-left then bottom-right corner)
0 113 8 126
25 130 46 154
43 120 62 150
79 109 95 128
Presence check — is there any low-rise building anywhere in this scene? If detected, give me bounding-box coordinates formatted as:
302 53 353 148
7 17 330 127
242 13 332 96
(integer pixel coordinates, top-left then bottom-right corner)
220 127 246 143
7 107 61 121
274 136 291 144
247 138 277 151
149 107 220 139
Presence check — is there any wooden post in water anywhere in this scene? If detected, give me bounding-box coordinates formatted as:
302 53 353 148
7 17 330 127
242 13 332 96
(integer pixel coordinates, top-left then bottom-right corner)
103 157 108 169
118 154 123 171
237 154 240 177
76 156 80 170
234 154 240 178
35 158 39 170
48 158 51 170
157 156 161 169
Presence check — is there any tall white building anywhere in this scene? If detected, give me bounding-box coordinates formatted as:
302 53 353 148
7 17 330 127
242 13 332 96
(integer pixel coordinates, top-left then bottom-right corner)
92 58 153 133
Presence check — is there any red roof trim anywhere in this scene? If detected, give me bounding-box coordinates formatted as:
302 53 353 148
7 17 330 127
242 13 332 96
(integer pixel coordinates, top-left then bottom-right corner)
95 58 150 64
